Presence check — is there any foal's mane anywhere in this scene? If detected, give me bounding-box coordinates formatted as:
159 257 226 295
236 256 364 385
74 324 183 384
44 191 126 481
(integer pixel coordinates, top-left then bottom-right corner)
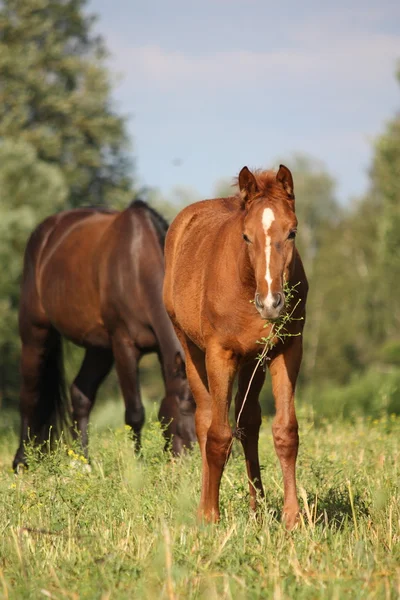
235 170 281 199
129 199 169 249
251 170 279 193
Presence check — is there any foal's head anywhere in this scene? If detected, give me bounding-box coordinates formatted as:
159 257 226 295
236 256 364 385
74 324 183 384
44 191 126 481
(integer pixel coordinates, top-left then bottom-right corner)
239 165 297 320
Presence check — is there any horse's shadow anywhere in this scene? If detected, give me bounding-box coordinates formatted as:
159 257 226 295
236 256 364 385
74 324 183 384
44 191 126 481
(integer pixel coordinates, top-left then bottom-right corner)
312 485 370 528
261 485 370 530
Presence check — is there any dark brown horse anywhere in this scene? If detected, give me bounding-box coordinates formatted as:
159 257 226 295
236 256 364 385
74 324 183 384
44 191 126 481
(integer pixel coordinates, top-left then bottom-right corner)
163 165 308 529
13 200 196 470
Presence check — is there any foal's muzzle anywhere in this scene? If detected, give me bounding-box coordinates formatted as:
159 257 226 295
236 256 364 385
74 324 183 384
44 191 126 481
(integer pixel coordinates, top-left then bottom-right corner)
255 292 285 320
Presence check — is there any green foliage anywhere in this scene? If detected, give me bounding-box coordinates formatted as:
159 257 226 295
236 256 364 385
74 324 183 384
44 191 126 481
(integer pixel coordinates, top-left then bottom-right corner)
0 0 398 428
0 0 135 404
307 368 400 422
143 185 200 222
287 154 340 276
0 412 399 598
0 139 68 403
0 0 133 207
379 340 400 367
301 204 379 384
371 65 400 337
238 282 304 418
259 281 303 347
301 68 400 387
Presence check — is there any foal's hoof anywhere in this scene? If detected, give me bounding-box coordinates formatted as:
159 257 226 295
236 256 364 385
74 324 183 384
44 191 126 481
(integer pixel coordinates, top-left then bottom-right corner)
282 508 300 531
197 507 220 524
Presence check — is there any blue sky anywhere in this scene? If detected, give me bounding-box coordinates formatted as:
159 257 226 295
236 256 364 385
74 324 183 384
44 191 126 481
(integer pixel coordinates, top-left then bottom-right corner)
90 0 400 204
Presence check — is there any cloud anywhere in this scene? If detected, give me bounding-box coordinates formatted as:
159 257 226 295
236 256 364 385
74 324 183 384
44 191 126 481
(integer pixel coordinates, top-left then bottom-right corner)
97 4 399 202
114 45 313 86
106 36 399 123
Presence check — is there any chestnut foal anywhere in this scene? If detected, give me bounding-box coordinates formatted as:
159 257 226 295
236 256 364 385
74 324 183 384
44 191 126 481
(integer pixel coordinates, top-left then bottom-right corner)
163 165 308 529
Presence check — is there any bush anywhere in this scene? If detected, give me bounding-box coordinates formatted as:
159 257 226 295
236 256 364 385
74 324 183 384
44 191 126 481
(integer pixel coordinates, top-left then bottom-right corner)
306 367 400 421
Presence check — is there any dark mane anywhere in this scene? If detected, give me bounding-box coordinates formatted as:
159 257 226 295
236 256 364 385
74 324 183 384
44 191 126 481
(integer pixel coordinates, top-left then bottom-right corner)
129 199 169 249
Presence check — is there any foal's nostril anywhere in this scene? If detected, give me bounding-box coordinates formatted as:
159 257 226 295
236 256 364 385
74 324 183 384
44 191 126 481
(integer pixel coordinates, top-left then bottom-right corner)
272 293 284 310
255 293 264 310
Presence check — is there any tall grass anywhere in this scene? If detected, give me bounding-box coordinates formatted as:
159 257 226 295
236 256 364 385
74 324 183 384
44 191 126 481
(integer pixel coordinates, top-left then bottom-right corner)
0 407 399 599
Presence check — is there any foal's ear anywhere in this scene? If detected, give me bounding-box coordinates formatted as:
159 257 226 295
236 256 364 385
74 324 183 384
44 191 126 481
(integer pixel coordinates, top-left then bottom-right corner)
173 352 187 379
276 165 295 201
238 166 259 206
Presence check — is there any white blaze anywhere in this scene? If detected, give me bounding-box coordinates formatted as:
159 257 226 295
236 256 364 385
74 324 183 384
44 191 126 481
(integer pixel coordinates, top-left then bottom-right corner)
261 208 275 304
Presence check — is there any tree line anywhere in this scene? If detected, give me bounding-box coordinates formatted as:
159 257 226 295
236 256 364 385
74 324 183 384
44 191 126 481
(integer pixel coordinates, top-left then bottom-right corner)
0 0 399 418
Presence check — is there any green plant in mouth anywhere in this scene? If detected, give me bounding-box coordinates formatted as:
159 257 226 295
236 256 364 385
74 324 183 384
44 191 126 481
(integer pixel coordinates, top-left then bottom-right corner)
258 280 304 364
235 282 304 436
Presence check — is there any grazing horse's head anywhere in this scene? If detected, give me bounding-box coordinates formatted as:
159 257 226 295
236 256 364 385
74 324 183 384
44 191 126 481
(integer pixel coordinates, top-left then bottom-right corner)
159 352 196 454
239 165 297 321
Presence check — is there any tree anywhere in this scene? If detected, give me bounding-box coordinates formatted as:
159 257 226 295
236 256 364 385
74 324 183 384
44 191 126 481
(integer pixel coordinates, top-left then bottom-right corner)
279 156 342 384
371 65 400 337
283 154 339 277
142 185 200 222
0 139 67 404
0 0 133 207
302 197 380 385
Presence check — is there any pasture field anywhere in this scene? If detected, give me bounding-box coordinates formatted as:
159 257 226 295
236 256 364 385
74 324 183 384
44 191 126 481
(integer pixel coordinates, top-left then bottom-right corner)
0 405 399 599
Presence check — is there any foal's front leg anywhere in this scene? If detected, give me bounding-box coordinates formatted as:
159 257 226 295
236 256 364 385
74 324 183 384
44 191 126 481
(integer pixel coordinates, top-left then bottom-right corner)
268 338 302 530
204 343 237 522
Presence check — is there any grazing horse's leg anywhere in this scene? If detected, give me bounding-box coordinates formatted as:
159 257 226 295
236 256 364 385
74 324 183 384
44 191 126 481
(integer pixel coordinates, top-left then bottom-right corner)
235 360 266 511
268 337 302 530
203 343 237 522
111 330 144 450
71 347 114 457
13 331 49 469
13 323 67 470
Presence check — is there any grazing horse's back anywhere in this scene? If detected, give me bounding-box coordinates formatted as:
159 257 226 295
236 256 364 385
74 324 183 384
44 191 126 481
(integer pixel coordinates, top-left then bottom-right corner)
14 201 196 470
38 209 116 347
164 165 308 528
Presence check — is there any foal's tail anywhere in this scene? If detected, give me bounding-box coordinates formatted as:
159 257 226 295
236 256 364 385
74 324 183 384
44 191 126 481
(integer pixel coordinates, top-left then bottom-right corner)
31 329 71 447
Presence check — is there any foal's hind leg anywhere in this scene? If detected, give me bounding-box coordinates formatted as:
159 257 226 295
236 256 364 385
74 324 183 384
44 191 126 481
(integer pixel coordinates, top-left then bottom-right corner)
175 333 212 516
235 360 266 512
71 347 114 458
268 338 302 530
111 330 144 451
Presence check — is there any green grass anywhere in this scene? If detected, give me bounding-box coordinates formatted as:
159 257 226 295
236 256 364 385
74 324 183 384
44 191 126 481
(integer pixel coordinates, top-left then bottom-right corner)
0 407 399 599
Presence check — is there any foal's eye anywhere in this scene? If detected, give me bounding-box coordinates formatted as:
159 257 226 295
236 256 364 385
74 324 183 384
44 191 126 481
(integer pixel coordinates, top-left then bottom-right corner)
243 233 251 243
288 230 297 240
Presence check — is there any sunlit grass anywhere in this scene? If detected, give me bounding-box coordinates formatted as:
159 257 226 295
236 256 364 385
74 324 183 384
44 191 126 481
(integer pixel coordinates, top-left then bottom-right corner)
0 408 399 599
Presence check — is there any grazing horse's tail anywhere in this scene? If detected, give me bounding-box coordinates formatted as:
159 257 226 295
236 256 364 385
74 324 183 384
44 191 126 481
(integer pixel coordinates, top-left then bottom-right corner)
31 328 71 447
